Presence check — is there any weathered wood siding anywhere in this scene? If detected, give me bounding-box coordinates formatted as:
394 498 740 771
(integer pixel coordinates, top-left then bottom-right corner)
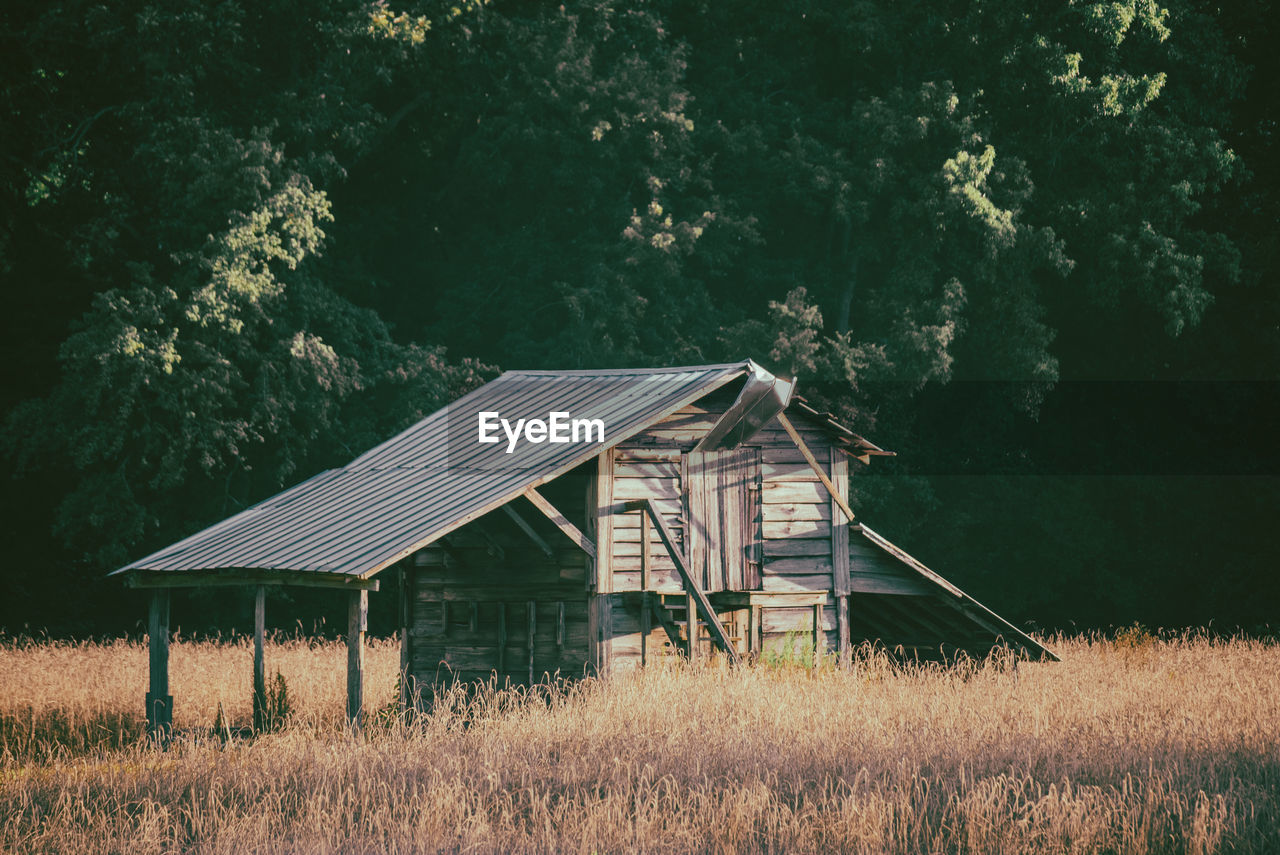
848 536 932 596
606 394 847 667
407 466 593 694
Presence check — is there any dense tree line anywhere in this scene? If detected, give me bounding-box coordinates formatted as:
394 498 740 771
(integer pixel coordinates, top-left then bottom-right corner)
1 0 1275 635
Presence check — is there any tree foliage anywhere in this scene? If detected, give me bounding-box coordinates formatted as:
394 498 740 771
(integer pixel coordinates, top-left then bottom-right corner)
0 0 1271 631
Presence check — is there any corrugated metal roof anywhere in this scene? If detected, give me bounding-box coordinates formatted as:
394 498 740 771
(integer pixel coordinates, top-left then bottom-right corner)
115 362 753 580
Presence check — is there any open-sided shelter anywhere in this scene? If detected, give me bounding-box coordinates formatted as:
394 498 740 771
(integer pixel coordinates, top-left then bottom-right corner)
115 360 1054 733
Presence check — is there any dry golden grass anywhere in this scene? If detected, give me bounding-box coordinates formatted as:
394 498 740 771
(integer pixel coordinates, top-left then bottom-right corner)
2 633 1278 854
0 635 402 758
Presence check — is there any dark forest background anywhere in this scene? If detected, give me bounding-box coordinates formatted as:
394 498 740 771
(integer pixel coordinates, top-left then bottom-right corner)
1 0 1276 638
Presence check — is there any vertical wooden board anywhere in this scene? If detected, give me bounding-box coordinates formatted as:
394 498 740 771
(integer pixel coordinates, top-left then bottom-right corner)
585 452 600 670
596 446 614 594
496 602 507 673
686 591 698 660
347 589 368 727
747 447 763 589
526 601 536 685
640 509 651 591
683 451 704 591
831 448 850 664
146 589 172 735
253 585 266 730
721 450 740 590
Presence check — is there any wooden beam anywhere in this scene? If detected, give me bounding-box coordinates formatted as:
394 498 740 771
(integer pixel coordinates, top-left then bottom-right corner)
473 522 506 560
812 602 823 667
639 509 651 591
497 603 507 674
126 570 379 591
830 447 851 668
146 589 172 739
686 591 698 660
501 504 555 558
707 590 828 608
749 605 761 658
347 589 367 728
527 601 536 685
399 565 413 711
622 498 741 665
524 487 597 559
640 592 651 665
776 412 858 526
253 586 267 732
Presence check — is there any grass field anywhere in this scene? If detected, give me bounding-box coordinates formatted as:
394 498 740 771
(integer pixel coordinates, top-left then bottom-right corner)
1 632 1278 854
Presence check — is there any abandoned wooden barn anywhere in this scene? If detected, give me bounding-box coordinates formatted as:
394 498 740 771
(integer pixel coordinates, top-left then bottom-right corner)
114 360 1054 732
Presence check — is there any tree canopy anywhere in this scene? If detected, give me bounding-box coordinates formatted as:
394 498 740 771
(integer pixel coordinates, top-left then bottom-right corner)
1 0 1275 634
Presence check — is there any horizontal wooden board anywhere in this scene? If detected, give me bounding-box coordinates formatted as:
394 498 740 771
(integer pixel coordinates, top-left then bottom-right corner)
762 606 836 633
762 481 827 504
762 519 831 539
762 462 822 482
610 554 681 574
613 462 680 480
763 538 831 558
613 447 681 463
610 569 686 593
764 556 834 575
612 477 680 501
763 503 831 522
414 584 587 602
760 574 832 593
848 572 931 596
750 427 834 448
612 541 680 558
762 447 837 466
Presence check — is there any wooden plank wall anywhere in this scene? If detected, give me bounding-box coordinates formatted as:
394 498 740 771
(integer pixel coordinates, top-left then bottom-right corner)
752 415 839 657
848 537 933 596
605 395 845 666
407 467 593 694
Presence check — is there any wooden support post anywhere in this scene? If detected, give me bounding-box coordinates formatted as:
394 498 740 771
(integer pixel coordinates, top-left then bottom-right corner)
496 602 507 674
750 605 761 659
253 585 267 732
347 589 367 728
640 593 651 666
146 589 172 738
526 601 536 685
399 565 413 711
686 591 698 660
831 447 851 668
640 509 651 592
812 603 822 667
